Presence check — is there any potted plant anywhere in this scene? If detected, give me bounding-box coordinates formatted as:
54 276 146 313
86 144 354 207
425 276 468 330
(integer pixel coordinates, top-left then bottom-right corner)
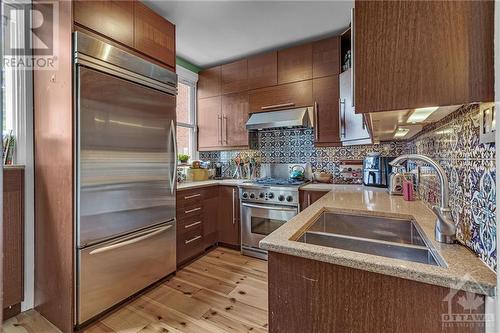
178 154 190 164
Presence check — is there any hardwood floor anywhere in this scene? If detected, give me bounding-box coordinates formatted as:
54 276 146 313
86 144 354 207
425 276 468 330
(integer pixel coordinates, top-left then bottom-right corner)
2 247 269 333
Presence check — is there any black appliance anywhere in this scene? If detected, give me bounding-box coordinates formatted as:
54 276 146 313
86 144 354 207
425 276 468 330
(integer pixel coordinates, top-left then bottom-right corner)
214 162 223 179
363 153 394 188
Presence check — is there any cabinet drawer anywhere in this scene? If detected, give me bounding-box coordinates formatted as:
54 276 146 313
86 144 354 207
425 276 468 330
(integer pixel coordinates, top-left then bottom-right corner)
177 226 205 264
177 204 204 220
178 216 204 233
249 80 312 113
177 190 206 208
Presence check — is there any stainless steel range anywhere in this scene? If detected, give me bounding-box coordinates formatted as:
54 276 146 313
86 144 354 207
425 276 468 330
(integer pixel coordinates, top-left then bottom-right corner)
239 164 308 260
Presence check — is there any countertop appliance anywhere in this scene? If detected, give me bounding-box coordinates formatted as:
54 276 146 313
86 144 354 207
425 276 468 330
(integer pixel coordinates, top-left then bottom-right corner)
239 164 307 260
362 153 394 188
74 32 177 325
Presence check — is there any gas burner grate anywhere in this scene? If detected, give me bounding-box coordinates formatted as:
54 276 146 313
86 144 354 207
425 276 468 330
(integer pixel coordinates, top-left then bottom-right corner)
250 177 307 186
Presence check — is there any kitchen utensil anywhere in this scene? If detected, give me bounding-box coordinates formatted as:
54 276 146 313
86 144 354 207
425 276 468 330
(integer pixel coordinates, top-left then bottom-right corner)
313 170 332 183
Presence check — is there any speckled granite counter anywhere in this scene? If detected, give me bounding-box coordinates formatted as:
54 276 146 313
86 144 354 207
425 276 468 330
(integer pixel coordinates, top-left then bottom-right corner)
177 179 247 190
260 185 497 296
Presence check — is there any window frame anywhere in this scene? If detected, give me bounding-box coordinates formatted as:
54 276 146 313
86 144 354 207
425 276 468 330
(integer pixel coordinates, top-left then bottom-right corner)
175 65 198 161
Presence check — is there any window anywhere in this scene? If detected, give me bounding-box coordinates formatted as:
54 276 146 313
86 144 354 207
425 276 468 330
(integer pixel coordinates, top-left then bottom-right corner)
176 66 198 163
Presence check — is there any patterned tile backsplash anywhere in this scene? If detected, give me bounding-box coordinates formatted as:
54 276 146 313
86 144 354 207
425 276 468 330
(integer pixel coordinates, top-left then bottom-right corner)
407 104 496 271
198 103 496 271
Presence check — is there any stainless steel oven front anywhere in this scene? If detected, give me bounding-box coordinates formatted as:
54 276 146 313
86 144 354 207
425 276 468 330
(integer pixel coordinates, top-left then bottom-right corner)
240 201 298 259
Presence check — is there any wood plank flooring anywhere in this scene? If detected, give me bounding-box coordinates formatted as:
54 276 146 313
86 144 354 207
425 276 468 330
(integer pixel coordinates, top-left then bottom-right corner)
2 247 268 333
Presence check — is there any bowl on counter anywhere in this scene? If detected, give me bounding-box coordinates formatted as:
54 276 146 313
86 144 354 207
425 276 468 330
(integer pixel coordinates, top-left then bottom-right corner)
312 170 333 183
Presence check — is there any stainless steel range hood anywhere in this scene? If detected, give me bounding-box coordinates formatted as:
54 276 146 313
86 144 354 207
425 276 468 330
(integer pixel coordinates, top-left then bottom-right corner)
246 107 314 130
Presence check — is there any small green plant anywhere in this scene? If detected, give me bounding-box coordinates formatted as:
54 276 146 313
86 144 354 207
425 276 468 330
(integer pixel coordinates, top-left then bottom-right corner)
178 154 190 163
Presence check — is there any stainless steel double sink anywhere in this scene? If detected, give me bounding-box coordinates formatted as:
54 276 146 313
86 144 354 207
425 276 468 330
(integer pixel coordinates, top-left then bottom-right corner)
295 211 447 267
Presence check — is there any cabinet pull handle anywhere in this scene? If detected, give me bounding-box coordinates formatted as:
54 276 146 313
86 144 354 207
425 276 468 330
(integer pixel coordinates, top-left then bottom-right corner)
232 188 236 225
184 221 202 229
340 99 346 139
314 101 319 141
184 193 201 200
185 235 202 244
351 8 355 108
307 193 311 207
184 207 202 214
223 115 228 144
217 115 222 144
261 103 295 111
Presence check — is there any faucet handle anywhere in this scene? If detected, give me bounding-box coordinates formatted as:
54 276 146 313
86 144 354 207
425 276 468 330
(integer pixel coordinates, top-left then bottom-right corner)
432 205 456 244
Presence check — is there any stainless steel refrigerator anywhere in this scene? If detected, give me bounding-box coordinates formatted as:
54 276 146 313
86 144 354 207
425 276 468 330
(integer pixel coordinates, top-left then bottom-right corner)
73 32 177 325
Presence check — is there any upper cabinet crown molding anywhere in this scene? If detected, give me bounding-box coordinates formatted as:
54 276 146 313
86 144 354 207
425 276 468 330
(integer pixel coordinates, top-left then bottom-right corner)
277 43 313 85
221 59 248 94
354 0 494 113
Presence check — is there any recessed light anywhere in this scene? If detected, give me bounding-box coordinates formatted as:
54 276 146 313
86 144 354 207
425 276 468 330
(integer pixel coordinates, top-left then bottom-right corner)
407 106 439 123
394 128 410 138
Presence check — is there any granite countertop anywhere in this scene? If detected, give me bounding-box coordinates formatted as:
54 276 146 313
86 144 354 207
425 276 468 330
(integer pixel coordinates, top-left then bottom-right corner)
177 179 248 190
260 185 497 296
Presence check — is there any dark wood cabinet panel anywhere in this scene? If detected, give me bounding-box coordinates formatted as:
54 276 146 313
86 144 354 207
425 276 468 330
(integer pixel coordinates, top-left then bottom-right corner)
313 36 340 78
198 96 222 151
355 0 494 113
134 1 176 69
222 92 249 148
218 186 240 247
221 59 248 94
249 80 313 113
269 252 485 333
198 66 222 99
74 0 134 47
248 52 278 90
278 43 313 84
313 76 341 145
3 168 24 320
202 186 219 248
299 190 329 210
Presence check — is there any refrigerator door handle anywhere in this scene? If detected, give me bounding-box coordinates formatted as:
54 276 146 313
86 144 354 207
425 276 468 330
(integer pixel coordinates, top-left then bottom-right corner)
170 119 177 194
89 224 172 255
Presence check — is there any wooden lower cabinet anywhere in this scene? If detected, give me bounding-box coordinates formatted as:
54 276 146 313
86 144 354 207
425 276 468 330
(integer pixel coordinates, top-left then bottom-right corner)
176 185 240 265
268 252 485 333
299 190 329 210
217 186 240 247
3 167 24 320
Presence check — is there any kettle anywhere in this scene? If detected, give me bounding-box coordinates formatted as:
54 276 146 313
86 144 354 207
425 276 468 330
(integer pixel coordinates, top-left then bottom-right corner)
290 165 305 180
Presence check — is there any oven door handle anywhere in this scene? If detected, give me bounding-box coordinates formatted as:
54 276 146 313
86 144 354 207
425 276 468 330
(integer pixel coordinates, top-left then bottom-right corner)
242 203 297 212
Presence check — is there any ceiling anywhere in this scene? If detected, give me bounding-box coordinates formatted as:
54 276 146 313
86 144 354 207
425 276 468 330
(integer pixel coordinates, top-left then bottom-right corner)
144 0 353 68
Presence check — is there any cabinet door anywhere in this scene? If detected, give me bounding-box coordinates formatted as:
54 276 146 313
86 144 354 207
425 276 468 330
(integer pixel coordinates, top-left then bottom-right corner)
249 80 312 113
340 69 370 143
278 43 313 84
74 0 134 47
198 67 221 99
218 186 240 247
300 190 329 210
248 52 278 90
202 186 219 248
198 96 222 151
134 1 176 68
313 36 340 78
355 0 493 113
222 92 249 148
313 76 341 145
221 59 248 94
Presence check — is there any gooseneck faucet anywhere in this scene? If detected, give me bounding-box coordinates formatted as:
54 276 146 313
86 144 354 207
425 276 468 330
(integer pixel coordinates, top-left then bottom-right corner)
389 154 456 244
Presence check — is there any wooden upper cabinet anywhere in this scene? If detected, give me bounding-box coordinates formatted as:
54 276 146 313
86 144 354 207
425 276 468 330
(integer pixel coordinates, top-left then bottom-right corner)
74 0 134 47
248 52 278 90
134 1 176 69
313 76 341 145
222 92 249 148
198 96 222 150
278 43 313 84
198 66 221 99
313 36 340 78
249 80 313 113
354 0 494 113
221 59 248 94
